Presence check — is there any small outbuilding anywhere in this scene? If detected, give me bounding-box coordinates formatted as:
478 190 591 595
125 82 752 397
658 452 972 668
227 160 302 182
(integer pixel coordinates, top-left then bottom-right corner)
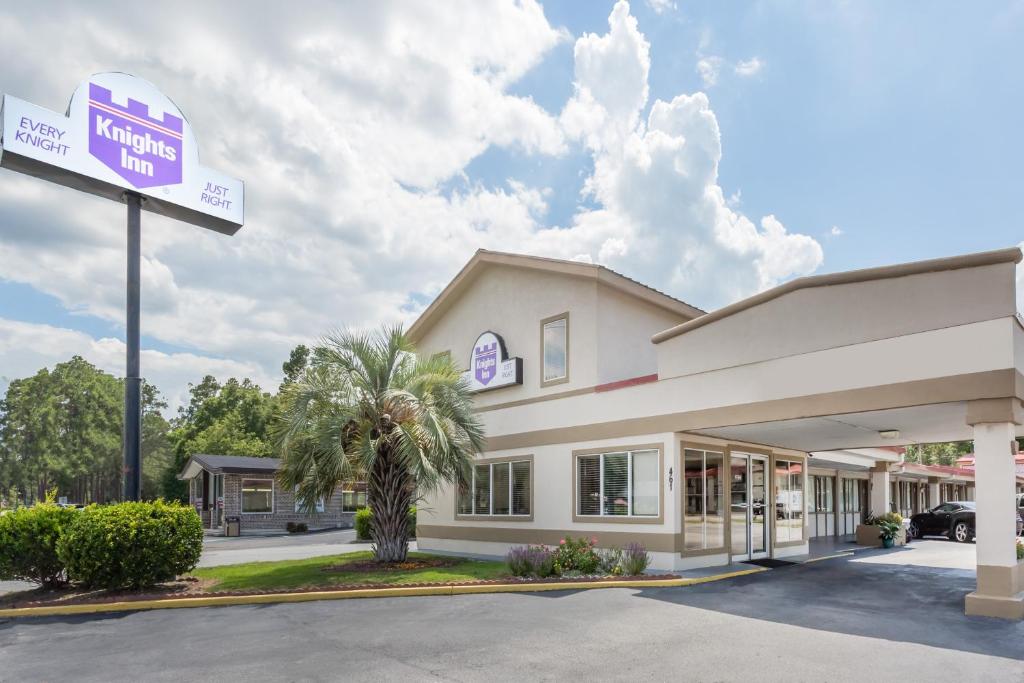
177 453 366 533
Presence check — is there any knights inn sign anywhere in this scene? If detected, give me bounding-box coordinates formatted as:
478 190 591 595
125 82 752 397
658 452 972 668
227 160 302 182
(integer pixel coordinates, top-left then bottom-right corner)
0 72 245 500
0 72 243 234
464 331 523 393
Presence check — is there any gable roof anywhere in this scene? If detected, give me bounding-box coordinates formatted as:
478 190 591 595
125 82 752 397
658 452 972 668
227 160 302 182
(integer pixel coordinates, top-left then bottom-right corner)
408 249 706 343
177 454 280 480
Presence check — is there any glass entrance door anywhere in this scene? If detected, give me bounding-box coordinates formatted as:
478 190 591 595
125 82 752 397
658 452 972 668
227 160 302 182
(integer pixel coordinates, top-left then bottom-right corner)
731 453 770 561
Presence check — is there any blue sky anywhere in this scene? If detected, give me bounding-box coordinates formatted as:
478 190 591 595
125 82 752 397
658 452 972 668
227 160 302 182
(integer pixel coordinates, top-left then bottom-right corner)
0 1 1021 410
479 1 1024 270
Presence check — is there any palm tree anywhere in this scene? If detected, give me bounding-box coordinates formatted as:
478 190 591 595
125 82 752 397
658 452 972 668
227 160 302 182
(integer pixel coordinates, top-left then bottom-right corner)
274 325 484 563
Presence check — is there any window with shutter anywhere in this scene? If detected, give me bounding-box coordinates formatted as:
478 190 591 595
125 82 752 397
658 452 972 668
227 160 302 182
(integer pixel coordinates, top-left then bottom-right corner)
457 459 532 518
576 449 661 519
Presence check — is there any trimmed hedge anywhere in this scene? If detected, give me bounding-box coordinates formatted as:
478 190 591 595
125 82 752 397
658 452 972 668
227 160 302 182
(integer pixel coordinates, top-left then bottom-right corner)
354 505 417 541
57 500 203 590
0 503 79 585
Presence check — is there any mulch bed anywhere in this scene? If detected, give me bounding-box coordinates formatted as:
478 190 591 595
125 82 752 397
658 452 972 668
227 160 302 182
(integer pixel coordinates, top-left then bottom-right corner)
1 573 682 611
323 557 460 572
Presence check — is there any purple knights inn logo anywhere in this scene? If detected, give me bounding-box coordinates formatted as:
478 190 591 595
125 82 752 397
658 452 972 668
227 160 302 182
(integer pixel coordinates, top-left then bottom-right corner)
88 83 183 189
474 340 499 386
466 331 522 392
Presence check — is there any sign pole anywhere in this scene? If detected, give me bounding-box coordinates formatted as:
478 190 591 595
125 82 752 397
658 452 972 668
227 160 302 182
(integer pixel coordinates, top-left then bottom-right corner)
124 192 143 502
1 72 245 504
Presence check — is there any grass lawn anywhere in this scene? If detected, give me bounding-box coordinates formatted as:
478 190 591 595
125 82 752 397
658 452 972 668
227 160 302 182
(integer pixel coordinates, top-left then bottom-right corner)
192 551 509 593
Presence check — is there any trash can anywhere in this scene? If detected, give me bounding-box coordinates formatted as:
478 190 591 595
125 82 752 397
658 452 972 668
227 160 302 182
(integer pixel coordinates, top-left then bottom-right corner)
225 516 240 537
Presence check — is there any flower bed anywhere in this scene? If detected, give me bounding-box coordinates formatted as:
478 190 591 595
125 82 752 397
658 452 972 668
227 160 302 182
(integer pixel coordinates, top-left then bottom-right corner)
506 536 652 578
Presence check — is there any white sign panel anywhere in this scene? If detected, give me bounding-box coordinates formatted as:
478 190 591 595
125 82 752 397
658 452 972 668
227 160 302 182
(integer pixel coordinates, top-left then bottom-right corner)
0 72 243 234
463 331 523 393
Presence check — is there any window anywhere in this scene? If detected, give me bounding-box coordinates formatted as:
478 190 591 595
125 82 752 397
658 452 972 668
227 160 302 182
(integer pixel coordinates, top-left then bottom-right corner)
774 460 804 543
683 448 724 550
541 314 568 385
241 479 273 514
342 482 367 512
841 479 861 513
457 460 531 517
294 486 325 514
812 476 833 513
577 449 659 518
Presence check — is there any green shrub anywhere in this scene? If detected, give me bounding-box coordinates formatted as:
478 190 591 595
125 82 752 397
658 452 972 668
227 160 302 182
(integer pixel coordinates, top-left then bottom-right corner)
867 512 903 526
552 536 601 575
1017 540 1023 561
507 545 556 577
354 507 373 540
619 542 650 576
597 547 623 575
0 503 78 585
58 500 203 590
353 505 417 541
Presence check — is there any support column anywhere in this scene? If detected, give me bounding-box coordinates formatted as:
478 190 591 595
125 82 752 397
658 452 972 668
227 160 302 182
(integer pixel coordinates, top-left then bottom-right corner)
869 463 890 518
965 398 1023 619
927 477 941 509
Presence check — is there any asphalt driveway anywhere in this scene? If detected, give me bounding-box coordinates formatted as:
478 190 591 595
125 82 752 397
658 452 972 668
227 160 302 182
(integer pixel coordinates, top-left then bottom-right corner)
2 540 1020 682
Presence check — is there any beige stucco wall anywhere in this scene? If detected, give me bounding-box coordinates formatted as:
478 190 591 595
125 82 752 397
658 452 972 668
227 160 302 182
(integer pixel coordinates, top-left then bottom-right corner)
481 316 1020 446
419 431 679 534
415 265 597 408
417 431 811 570
414 265 688 408
656 262 1018 380
1014 318 1024 397
596 283 686 384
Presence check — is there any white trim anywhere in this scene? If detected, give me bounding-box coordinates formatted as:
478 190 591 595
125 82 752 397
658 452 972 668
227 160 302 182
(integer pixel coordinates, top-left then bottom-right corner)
240 477 275 515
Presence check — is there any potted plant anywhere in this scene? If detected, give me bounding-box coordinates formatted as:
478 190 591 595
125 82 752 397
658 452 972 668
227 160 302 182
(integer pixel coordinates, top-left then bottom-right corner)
856 512 906 547
877 519 902 548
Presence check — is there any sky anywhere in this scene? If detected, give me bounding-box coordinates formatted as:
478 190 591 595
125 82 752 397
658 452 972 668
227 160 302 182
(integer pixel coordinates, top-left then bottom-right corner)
0 0 1022 414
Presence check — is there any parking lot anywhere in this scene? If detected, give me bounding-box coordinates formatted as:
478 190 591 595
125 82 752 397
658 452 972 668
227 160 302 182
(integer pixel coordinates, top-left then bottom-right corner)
2 539 1021 682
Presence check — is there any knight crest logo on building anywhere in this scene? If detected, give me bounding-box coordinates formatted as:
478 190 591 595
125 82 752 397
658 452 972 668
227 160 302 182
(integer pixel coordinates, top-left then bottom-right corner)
464 331 523 393
88 83 182 188
474 341 498 385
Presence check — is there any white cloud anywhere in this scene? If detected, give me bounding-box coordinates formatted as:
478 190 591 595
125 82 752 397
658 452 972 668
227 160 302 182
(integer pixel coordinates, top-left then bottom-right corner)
0 318 271 414
0 1 569 400
734 57 765 77
830 226 843 236
696 56 724 87
0 0 825 406
558 1 822 305
646 0 677 14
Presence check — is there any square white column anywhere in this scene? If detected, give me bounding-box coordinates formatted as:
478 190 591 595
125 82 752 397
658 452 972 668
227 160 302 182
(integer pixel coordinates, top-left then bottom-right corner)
927 478 940 508
973 422 1018 567
965 419 1023 619
869 466 890 518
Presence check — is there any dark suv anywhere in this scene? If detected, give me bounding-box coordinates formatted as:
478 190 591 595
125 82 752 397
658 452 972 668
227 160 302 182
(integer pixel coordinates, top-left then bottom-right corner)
908 501 1024 542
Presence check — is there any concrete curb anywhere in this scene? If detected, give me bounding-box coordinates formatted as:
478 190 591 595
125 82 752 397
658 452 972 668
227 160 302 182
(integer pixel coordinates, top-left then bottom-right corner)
0 566 767 619
798 552 855 564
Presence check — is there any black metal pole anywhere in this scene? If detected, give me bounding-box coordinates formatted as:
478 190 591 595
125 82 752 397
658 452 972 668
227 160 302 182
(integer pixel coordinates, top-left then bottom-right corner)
123 192 143 502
